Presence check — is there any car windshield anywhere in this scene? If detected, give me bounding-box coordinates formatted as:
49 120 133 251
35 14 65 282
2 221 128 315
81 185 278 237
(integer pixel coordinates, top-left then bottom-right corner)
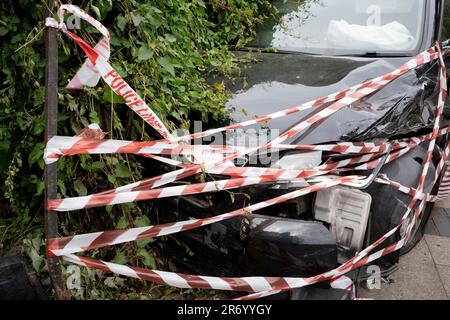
249 0 426 56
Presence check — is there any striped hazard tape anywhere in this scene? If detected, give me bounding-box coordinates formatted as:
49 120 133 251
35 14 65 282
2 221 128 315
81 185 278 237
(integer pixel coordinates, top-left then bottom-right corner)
44 127 450 211
47 176 357 256
437 162 450 200
46 4 173 139
44 4 450 300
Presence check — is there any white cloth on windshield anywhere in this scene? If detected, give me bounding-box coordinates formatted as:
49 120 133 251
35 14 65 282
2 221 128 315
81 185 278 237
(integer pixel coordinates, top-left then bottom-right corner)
327 20 415 51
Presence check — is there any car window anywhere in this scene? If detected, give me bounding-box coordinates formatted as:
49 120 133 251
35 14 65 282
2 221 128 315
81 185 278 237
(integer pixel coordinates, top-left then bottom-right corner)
249 0 426 55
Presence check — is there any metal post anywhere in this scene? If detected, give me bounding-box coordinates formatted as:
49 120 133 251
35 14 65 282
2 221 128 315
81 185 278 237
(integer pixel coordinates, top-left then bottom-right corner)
45 0 70 300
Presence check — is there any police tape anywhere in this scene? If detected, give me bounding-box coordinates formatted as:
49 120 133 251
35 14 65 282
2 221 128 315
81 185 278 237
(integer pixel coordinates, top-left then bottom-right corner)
43 136 405 162
46 4 173 139
46 176 358 256
44 127 449 211
235 42 450 300
45 128 446 163
44 4 450 300
48 125 450 162
43 11 441 192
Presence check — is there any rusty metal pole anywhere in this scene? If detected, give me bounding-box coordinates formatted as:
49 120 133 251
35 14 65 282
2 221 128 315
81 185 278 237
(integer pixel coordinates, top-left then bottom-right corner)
45 0 70 300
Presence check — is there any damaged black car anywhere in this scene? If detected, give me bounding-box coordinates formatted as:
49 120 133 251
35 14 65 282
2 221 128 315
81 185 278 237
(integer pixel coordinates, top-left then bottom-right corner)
155 0 450 300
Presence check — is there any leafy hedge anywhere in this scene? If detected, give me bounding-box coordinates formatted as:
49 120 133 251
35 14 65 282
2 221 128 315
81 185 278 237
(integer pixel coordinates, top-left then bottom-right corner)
0 0 272 298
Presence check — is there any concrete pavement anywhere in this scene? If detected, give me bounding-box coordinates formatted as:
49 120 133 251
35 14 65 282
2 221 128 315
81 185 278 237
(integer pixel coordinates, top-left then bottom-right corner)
358 207 450 300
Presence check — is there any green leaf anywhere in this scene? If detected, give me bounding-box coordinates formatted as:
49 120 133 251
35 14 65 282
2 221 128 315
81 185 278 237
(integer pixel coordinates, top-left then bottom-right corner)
165 34 177 43
134 215 150 227
89 110 100 124
24 232 44 272
146 12 163 29
137 248 156 268
28 143 43 168
74 180 88 196
116 14 127 31
210 59 221 67
157 57 175 76
11 33 24 44
35 180 44 196
28 244 43 271
104 277 120 289
57 180 66 196
112 250 128 265
103 87 125 104
116 216 128 229
0 140 10 153
137 44 153 61
107 174 117 184
110 34 121 46
91 161 105 170
0 27 8 36
115 163 132 178
131 12 142 27
91 4 101 19
137 238 154 248
38 158 45 170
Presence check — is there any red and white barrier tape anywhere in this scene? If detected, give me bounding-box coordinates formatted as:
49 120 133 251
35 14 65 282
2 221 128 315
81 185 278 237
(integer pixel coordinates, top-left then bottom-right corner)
236 42 449 300
47 176 358 256
44 4 450 300
46 4 173 139
45 127 449 211
437 162 450 200
47 177 275 212
44 136 409 164
44 13 442 197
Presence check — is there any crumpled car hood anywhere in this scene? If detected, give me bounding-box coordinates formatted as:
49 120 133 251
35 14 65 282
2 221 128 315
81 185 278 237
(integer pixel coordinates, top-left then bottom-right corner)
224 51 443 145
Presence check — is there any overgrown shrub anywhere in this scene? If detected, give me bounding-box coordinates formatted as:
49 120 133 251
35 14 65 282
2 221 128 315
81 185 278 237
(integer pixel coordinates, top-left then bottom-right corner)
0 0 272 298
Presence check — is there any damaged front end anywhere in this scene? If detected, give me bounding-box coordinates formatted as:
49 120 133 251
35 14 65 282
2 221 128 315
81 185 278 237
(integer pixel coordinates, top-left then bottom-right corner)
159 51 450 299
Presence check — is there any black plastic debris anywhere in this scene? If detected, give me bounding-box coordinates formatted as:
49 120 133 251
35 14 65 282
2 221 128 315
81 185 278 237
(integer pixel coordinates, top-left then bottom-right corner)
0 254 47 300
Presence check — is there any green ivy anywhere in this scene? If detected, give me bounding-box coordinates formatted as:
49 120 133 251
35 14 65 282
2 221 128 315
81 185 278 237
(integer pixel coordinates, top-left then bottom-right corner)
0 0 272 298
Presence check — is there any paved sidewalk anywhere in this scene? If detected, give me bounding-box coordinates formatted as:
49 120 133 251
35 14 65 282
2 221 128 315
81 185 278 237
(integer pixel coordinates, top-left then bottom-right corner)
358 206 450 300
